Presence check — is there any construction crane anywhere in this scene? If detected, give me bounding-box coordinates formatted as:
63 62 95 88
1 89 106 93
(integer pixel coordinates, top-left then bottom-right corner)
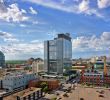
103 56 108 76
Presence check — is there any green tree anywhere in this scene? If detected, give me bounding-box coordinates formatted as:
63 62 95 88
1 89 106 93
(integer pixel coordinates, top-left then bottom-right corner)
24 66 32 71
40 82 48 93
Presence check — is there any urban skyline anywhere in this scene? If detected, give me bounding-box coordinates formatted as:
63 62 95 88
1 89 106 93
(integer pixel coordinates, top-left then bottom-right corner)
0 0 110 60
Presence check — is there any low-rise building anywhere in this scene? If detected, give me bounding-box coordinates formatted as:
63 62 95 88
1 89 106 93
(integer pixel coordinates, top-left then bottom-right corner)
28 79 60 90
80 71 104 85
32 60 44 74
94 61 104 70
90 56 99 63
4 87 43 100
80 70 110 85
2 72 36 92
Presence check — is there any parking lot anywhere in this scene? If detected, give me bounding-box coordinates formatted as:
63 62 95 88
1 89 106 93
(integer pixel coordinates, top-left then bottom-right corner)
62 84 110 100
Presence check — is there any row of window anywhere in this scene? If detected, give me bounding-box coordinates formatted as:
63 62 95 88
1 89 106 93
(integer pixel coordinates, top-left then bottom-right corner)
19 90 42 100
84 75 103 77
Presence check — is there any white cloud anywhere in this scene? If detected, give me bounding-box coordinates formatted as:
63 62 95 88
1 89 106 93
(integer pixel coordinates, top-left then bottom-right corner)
0 0 3 2
21 9 27 13
32 20 47 25
72 32 110 51
4 38 19 42
0 31 19 42
97 0 110 9
77 0 104 18
19 24 27 27
0 3 28 22
0 41 44 60
31 40 41 43
0 31 13 38
47 29 58 38
29 7 38 14
0 31 43 59
32 21 39 24
78 0 89 13
26 0 77 13
0 31 110 60
26 0 104 18
101 32 110 41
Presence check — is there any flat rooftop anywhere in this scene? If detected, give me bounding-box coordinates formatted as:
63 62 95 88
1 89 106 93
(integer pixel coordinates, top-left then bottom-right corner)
84 71 103 75
15 87 41 98
5 72 34 77
4 87 41 100
0 90 6 96
42 74 57 78
40 78 59 82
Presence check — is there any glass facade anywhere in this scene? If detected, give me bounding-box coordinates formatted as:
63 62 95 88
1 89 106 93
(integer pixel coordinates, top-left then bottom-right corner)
49 40 57 73
94 62 104 69
63 39 72 69
0 51 5 68
44 33 72 74
44 41 48 72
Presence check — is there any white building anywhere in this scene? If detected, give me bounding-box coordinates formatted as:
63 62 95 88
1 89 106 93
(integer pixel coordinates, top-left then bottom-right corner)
90 56 99 63
32 61 44 74
3 72 36 91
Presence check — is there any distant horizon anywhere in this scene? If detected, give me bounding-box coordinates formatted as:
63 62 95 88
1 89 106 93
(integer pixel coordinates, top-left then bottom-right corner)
5 56 110 61
0 0 110 60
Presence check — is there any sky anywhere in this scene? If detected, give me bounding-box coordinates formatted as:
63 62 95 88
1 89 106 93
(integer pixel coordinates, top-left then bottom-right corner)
0 0 110 60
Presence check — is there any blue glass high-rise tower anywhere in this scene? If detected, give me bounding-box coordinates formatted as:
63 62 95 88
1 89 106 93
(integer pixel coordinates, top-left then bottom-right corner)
0 51 5 68
44 33 72 74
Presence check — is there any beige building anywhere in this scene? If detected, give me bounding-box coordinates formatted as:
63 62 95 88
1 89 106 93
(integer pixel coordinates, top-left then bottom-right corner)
90 56 100 63
32 60 44 74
